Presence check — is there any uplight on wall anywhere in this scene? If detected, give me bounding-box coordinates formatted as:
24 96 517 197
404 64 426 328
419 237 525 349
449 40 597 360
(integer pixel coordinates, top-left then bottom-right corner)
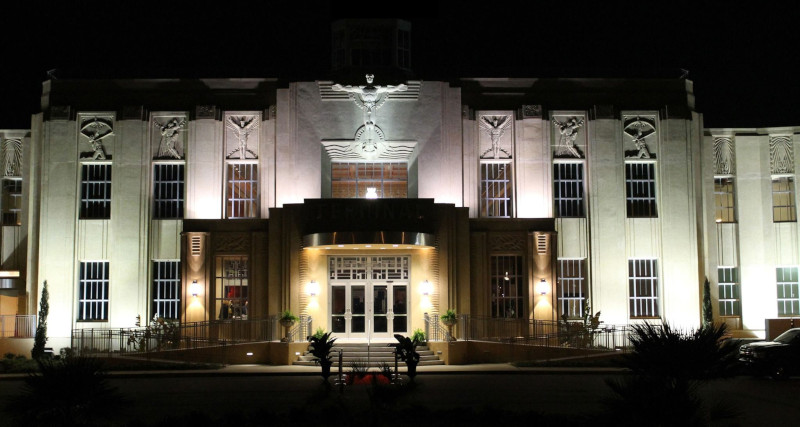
420 280 432 296
365 187 378 199
537 278 549 295
306 280 320 297
190 280 201 297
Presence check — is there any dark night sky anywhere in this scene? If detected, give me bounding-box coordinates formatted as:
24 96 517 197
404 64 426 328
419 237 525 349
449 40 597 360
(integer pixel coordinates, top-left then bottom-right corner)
2 1 797 129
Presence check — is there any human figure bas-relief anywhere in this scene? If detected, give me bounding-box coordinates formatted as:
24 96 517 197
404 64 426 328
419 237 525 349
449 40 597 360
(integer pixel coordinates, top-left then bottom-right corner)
80 118 114 160
154 118 186 159
226 116 259 159
553 117 584 158
624 117 656 159
332 74 407 157
479 115 512 159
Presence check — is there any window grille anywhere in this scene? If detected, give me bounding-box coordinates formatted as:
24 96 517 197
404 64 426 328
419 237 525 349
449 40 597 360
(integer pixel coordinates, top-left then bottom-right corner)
1 178 22 226
625 163 657 218
331 162 407 199
80 164 111 219
480 162 513 218
559 259 586 318
718 267 741 316
153 163 184 219
777 267 799 316
714 177 736 223
152 261 181 320
553 162 585 217
78 261 109 321
215 256 249 319
490 255 523 318
629 259 659 318
772 176 796 222
226 163 258 219
370 256 409 280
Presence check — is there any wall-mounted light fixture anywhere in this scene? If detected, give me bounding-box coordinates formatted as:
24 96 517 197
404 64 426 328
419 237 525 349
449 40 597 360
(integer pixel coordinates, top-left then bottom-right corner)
365 187 378 199
190 280 201 297
420 280 432 296
306 280 320 297
504 271 510 281
537 278 549 295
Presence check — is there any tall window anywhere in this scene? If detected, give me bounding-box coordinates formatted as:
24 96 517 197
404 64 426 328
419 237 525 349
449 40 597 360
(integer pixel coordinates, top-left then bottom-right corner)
153 163 184 219
625 163 657 218
777 266 799 316
772 176 796 222
331 162 407 198
226 163 258 219
490 255 523 318
481 162 513 218
554 162 585 217
152 261 181 320
718 267 741 317
629 259 659 318
215 256 248 319
714 177 736 223
1 178 22 226
78 261 109 321
397 29 411 68
80 164 111 219
558 259 586 318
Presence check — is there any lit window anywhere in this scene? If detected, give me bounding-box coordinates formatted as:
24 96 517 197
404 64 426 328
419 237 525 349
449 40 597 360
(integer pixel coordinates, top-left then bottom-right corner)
625 163 657 218
629 259 659 318
215 256 248 319
331 162 407 199
226 163 258 219
714 177 736 223
772 176 796 222
481 162 513 218
80 164 111 219
1 178 22 226
152 261 181 320
490 255 523 318
718 267 740 317
78 261 109 321
558 259 586 319
153 163 184 219
777 267 799 316
554 162 585 218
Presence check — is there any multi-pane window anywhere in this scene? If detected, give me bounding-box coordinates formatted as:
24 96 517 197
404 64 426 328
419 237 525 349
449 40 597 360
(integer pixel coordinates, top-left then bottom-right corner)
78 261 109 321
481 162 513 218
554 162 585 217
718 267 741 317
80 164 111 219
629 259 659 318
331 162 408 199
215 256 248 319
397 29 411 68
772 176 796 222
226 163 258 219
776 267 799 316
714 177 736 223
625 163 657 218
153 163 184 219
152 261 181 320
490 255 523 318
558 259 586 319
1 178 22 226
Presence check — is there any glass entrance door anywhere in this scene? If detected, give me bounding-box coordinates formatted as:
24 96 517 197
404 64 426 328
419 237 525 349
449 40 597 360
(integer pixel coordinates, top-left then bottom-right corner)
329 281 408 339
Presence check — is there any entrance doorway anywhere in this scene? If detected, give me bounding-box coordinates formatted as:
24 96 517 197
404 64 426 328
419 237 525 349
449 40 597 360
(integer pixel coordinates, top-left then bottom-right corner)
329 256 409 340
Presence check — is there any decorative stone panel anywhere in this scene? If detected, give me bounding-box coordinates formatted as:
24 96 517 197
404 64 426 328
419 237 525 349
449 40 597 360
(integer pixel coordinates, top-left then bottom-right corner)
770 135 793 174
488 232 526 252
77 113 116 160
224 111 262 160
151 112 188 160
622 114 657 159
2 138 22 177
551 111 587 159
213 233 251 253
713 136 735 175
477 111 514 160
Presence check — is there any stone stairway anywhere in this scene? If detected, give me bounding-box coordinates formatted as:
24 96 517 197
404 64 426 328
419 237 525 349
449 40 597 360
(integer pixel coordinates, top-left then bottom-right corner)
294 342 444 367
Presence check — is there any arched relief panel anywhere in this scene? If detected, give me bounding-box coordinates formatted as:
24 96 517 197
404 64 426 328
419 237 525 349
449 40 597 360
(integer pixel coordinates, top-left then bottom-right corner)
622 113 659 159
77 112 116 160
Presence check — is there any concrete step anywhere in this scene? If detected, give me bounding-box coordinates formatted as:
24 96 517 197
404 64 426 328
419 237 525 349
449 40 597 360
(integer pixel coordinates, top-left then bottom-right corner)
294 343 443 367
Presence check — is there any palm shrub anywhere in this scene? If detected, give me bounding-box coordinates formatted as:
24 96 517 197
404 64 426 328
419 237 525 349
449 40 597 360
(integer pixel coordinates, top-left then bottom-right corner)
307 331 337 380
390 333 421 380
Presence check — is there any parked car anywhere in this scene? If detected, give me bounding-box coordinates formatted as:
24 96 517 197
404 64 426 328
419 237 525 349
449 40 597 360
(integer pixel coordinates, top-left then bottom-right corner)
739 328 800 379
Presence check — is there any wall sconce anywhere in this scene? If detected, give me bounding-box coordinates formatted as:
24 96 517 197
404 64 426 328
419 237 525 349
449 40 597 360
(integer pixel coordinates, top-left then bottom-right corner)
306 280 320 297
190 280 201 297
420 280 432 296
537 278 549 295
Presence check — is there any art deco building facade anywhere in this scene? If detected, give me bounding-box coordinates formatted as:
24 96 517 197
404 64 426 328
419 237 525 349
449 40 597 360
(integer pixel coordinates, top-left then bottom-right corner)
1 20 798 354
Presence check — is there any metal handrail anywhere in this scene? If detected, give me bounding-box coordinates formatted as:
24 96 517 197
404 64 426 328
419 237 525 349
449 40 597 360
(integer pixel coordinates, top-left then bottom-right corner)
0 314 36 338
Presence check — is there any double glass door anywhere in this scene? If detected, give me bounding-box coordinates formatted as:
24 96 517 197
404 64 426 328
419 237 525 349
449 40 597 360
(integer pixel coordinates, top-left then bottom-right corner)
330 281 408 339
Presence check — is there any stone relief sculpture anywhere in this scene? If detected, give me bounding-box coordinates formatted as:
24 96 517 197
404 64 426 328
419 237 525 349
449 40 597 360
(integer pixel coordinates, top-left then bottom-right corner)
226 116 259 160
1 139 22 177
553 117 584 158
713 137 735 175
479 115 512 159
770 136 793 174
154 118 186 159
624 116 656 159
332 74 407 157
80 117 114 160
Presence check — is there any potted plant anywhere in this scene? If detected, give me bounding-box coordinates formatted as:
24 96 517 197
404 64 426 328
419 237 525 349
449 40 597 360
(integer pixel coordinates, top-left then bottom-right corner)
411 328 426 345
307 330 337 381
390 334 421 380
440 309 457 341
280 310 299 342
